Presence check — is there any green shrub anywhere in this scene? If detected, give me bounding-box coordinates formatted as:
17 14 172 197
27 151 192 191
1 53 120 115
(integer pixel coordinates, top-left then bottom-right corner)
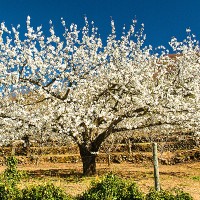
21 183 73 200
0 156 23 200
146 189 175 200
79 173 144 200
146 188 193 200
0 182 22 200
1 156 23 186
126 182 146 200
174 189 193 200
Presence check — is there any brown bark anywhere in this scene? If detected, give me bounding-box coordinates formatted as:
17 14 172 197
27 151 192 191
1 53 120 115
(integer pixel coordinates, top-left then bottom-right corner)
78 144 97 175
22 134 31 156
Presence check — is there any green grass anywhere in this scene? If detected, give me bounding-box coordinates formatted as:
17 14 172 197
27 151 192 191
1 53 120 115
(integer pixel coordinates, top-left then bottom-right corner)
191 176 200 181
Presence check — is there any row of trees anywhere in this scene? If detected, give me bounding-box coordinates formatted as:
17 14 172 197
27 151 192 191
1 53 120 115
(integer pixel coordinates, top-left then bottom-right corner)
0 16 200 175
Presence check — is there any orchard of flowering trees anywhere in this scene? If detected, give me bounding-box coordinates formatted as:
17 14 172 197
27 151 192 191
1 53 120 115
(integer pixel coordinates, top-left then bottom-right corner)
0 16 200 175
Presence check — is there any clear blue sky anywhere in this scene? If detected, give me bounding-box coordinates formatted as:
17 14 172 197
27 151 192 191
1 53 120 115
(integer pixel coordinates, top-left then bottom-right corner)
0 0 199 49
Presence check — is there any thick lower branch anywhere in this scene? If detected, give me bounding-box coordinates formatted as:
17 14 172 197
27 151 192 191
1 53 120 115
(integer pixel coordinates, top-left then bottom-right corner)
93 107 149 149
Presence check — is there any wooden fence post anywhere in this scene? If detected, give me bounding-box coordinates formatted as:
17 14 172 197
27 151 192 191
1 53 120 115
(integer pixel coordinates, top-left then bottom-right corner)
128 138 132 154
152 142 160 191
107 154 111 167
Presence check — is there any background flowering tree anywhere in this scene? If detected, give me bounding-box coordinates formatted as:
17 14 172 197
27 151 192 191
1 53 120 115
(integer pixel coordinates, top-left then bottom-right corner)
0 17 200 175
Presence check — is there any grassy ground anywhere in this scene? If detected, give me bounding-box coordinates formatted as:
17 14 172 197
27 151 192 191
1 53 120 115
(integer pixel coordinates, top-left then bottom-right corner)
0 160 199 199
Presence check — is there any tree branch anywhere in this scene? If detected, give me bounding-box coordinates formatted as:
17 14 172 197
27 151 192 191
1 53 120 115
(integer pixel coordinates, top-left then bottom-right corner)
92 106 149 151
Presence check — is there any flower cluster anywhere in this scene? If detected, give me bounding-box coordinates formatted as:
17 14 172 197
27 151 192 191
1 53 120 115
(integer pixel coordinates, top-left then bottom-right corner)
0 17 199 153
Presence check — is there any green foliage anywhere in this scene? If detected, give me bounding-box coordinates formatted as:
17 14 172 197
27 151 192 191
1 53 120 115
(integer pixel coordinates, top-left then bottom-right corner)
21 183 74 200
0 156 23 200
79 173 144 200
174 189 194 200
126 182 146 200
146 188 193 200
1 156 23 186
191 176 200 181
0 182 22 200
146 189 175 200
0 156 73 200
0 159 194 200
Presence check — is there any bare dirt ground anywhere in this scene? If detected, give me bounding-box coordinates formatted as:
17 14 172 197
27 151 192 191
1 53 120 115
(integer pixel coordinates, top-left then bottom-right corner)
0 161 199 199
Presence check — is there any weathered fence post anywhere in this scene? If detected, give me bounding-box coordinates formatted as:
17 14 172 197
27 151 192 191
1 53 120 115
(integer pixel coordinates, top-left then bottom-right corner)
127 138 132 154
11 143 16 156
107 154 111 166
152 142 160 191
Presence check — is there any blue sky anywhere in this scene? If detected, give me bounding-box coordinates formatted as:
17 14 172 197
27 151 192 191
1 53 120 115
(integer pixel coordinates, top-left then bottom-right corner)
0 0 199 49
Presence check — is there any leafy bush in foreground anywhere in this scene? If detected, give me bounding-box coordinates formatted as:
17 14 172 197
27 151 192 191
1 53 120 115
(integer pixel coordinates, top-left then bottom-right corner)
146 188 193 200
79 173 144 200
79 173 193 200
0 182 22 200
1 156 23 186
0 158 194 200
0 156 23 200
21 183 74 200
0 156 73 200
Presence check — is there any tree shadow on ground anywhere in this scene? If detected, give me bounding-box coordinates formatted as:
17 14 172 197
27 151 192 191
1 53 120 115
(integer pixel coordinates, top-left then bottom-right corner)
26 168 83 179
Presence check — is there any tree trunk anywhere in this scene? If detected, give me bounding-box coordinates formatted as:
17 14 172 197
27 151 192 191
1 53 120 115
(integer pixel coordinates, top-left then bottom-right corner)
78 144 97 175
22 134 30 156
